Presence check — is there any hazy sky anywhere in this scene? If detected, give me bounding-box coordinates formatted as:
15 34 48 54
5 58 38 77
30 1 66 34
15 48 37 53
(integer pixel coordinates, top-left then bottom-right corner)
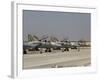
23 10 91 41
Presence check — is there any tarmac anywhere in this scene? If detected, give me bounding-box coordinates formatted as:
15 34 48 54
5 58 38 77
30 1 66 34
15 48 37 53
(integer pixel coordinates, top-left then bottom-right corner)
23 48 91 69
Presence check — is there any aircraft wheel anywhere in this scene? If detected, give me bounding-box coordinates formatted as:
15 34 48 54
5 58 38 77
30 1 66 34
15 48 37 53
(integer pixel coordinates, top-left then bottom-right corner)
24 50 27 54
64 49 66 51
67 48 69 51
48 49 51 52
45 49 47 52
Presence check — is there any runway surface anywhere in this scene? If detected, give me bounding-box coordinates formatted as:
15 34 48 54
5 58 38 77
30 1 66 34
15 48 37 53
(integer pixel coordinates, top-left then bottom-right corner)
23 48 91 69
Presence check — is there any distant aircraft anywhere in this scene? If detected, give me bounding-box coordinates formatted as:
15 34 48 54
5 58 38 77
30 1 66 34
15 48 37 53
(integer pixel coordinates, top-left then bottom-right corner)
60 41 71 52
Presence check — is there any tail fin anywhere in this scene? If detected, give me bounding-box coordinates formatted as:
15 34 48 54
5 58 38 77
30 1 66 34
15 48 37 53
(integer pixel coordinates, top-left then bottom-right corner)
28 34 39 42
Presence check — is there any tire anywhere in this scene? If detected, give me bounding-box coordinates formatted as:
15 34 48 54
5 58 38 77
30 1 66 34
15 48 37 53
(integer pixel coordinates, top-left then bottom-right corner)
67 48 69 51
24 50 27 54
48 49 51 52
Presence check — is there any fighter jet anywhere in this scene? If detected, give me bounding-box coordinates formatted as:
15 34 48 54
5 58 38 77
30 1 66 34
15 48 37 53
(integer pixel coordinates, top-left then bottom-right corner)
36 36 62 53
23 35 62 54
23 34 41 54
23 41 42 54
70 41 79 49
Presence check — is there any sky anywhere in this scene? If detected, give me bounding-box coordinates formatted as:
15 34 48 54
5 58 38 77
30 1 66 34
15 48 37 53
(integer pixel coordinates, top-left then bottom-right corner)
23 10 91 41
